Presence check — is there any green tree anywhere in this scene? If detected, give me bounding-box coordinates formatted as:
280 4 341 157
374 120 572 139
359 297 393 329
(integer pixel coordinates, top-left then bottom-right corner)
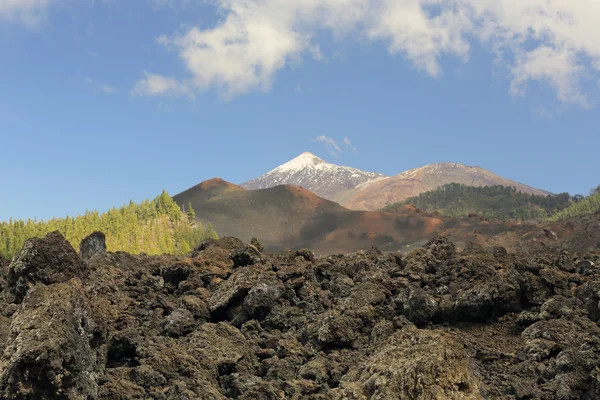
382 183 572 221
0 191 216 259
187 202 196 224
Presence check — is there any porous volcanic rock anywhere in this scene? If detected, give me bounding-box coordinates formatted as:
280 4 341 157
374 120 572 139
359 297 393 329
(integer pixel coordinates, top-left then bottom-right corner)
0 279 104 399
80 231 107 261
7 231 88 302
0 233 599 399
335 323 483 399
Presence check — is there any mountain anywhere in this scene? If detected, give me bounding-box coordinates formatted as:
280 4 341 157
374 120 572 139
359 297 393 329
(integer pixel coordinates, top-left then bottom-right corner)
240 152 387 203
174 178 527 255
241 155 549 212
344 162 550 211
173 178 348 249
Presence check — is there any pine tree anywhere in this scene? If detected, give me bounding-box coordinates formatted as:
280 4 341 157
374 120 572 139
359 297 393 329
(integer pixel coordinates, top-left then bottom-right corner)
187 203 196 224
0 191 216 258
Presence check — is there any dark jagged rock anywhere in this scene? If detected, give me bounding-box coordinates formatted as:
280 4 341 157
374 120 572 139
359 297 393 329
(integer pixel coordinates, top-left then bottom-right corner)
424 234 456 261
394 287 438 326
578 259 597 275
231 244 263 268
80 231 107 261
196 236 245 253
7 231 88 302
0 234 599 398
335 324 482 399
0 280 104 399
294 248 315 262
161 308 196 338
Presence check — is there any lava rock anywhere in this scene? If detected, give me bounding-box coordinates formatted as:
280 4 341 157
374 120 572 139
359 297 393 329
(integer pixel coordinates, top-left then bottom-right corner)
335 325 482 399
7 231 88 302
423 235 457 261
578 259 597 275
196 236 245 253
394 287 438 326
0 280 103 399
317 311 362 347
231 244 263 268
161 308 196 338
208 268 258 316
243 282 284 320
80 231 107 261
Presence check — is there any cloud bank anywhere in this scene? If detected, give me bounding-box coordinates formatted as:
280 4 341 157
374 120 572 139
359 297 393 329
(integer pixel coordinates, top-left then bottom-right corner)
0 0 55 26
126 1 595 107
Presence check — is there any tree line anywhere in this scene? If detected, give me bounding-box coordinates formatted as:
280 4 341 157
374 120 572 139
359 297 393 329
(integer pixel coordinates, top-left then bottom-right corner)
382 183 572 221
0 190 217 259
547 189 600 221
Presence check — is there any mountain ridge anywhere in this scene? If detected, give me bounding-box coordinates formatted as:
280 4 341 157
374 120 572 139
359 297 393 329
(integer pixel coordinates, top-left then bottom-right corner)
240 152 387 203
344 162 550 210
240 154 550 211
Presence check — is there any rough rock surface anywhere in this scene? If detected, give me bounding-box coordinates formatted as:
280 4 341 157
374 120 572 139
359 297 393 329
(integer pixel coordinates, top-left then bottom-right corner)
0 231 599 399
0 279 103 399
7 231 88 302
80 231 107 261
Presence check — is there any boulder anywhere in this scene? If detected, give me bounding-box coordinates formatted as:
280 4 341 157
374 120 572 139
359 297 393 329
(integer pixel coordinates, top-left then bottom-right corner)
578 259 597 276
80 231 107 261
0 280 104 399
161 308 196 338
394 287 438 326
335 325 482 399
423 235 456 261
196 236 245 253
242 282 284 320
231 244 263 268
7 231 88 302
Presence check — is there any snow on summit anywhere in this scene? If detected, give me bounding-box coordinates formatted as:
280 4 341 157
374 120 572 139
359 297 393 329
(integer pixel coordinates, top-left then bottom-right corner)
241 152 387 201
275 152 328 173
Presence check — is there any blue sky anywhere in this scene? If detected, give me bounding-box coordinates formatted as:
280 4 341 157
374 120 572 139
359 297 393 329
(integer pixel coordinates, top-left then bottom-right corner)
1 0 599 221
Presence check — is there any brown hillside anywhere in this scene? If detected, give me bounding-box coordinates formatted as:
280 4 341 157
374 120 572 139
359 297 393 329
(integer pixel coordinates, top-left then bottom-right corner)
174 178 535 255
173 180 348 250
344 162 549 211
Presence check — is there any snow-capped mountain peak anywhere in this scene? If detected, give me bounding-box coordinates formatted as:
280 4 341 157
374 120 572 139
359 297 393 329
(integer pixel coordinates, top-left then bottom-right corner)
240 152 387 202
273 152 327 173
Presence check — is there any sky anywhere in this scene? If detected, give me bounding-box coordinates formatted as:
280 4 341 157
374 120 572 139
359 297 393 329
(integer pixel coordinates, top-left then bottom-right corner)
1 0 599 221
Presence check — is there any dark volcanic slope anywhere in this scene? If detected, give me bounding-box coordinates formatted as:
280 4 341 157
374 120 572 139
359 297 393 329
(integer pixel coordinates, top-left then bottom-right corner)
1 231 600 399
175 179 531 255
174 178 348 248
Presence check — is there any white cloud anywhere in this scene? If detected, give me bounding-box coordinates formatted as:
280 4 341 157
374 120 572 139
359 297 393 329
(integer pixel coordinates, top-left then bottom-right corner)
315 135 341 157
131 72 193 98
343 137 357 153
133 0 600 107
0 0 55 26
510 46 589 108
82 77 117 94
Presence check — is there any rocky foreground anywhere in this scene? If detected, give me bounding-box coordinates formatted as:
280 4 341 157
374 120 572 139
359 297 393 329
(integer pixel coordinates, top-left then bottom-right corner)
0 232 600 399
